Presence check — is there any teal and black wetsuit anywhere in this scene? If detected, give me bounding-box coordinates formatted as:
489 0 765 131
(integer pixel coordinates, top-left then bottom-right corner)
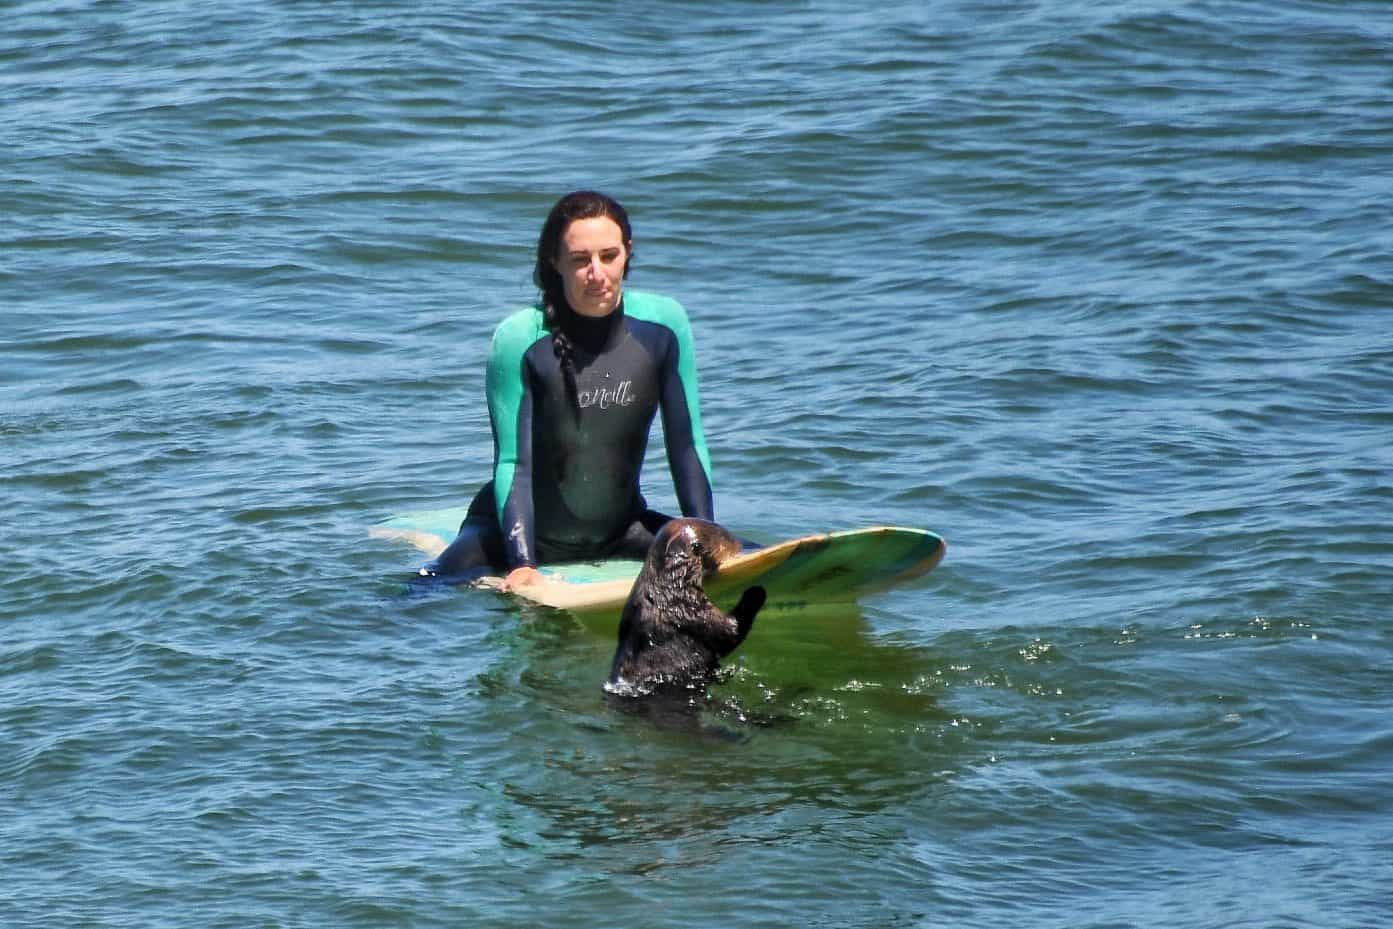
423 290 714 578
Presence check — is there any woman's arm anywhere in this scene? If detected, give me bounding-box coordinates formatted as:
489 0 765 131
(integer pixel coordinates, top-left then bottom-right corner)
655 299 715 520
486 309 545 568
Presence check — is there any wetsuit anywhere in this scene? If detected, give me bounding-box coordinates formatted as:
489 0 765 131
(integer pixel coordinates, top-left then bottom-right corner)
422 290 714 579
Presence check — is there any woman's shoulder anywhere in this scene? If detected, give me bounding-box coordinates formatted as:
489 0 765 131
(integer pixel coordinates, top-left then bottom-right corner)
490 304 547 357
623 290 691 329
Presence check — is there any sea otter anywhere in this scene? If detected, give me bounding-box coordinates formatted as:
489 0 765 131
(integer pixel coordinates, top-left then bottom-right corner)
606 518 766 697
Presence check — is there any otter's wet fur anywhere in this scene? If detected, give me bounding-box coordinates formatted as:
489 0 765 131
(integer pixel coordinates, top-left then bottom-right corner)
606 518 766 697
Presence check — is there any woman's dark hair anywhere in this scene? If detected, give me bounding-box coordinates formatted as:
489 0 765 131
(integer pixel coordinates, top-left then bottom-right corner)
533 190 634 409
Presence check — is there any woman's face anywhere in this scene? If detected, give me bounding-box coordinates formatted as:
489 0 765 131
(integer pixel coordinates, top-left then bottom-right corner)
553 216 629 317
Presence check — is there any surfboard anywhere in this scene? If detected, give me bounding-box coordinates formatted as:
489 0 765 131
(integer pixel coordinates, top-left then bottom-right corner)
371 508 946 613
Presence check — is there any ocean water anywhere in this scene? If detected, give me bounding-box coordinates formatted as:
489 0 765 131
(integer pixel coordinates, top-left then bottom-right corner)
4 1 1392 926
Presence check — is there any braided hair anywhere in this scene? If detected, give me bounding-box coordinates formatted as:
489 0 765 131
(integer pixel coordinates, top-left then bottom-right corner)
532 190 634 409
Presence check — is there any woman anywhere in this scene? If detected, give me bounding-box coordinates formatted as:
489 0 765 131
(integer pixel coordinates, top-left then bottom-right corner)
420 190 716 589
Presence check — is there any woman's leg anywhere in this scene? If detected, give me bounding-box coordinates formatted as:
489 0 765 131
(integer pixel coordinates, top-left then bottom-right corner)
610 509 762 560
607 508 675 560
417 483 507 582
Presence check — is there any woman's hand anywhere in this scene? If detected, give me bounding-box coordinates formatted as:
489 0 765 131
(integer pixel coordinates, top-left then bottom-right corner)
503 566 543 590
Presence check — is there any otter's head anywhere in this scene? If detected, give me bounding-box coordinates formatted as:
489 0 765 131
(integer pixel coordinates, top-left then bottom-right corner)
652 518 743 585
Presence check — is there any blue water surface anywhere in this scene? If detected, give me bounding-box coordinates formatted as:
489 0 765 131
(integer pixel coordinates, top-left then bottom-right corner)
3 2 1392 927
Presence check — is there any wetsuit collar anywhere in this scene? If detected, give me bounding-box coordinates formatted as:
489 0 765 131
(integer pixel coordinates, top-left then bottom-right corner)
559 297 625 354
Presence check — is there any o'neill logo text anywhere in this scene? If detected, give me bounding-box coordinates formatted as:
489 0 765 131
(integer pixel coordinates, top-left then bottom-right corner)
578 380 636 410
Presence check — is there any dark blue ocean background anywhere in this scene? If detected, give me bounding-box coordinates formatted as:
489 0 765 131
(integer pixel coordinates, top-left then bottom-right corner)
4 2 1391 926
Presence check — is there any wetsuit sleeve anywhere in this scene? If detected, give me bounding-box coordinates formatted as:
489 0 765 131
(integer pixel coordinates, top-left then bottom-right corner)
656 300 715 521
486 311 543 568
